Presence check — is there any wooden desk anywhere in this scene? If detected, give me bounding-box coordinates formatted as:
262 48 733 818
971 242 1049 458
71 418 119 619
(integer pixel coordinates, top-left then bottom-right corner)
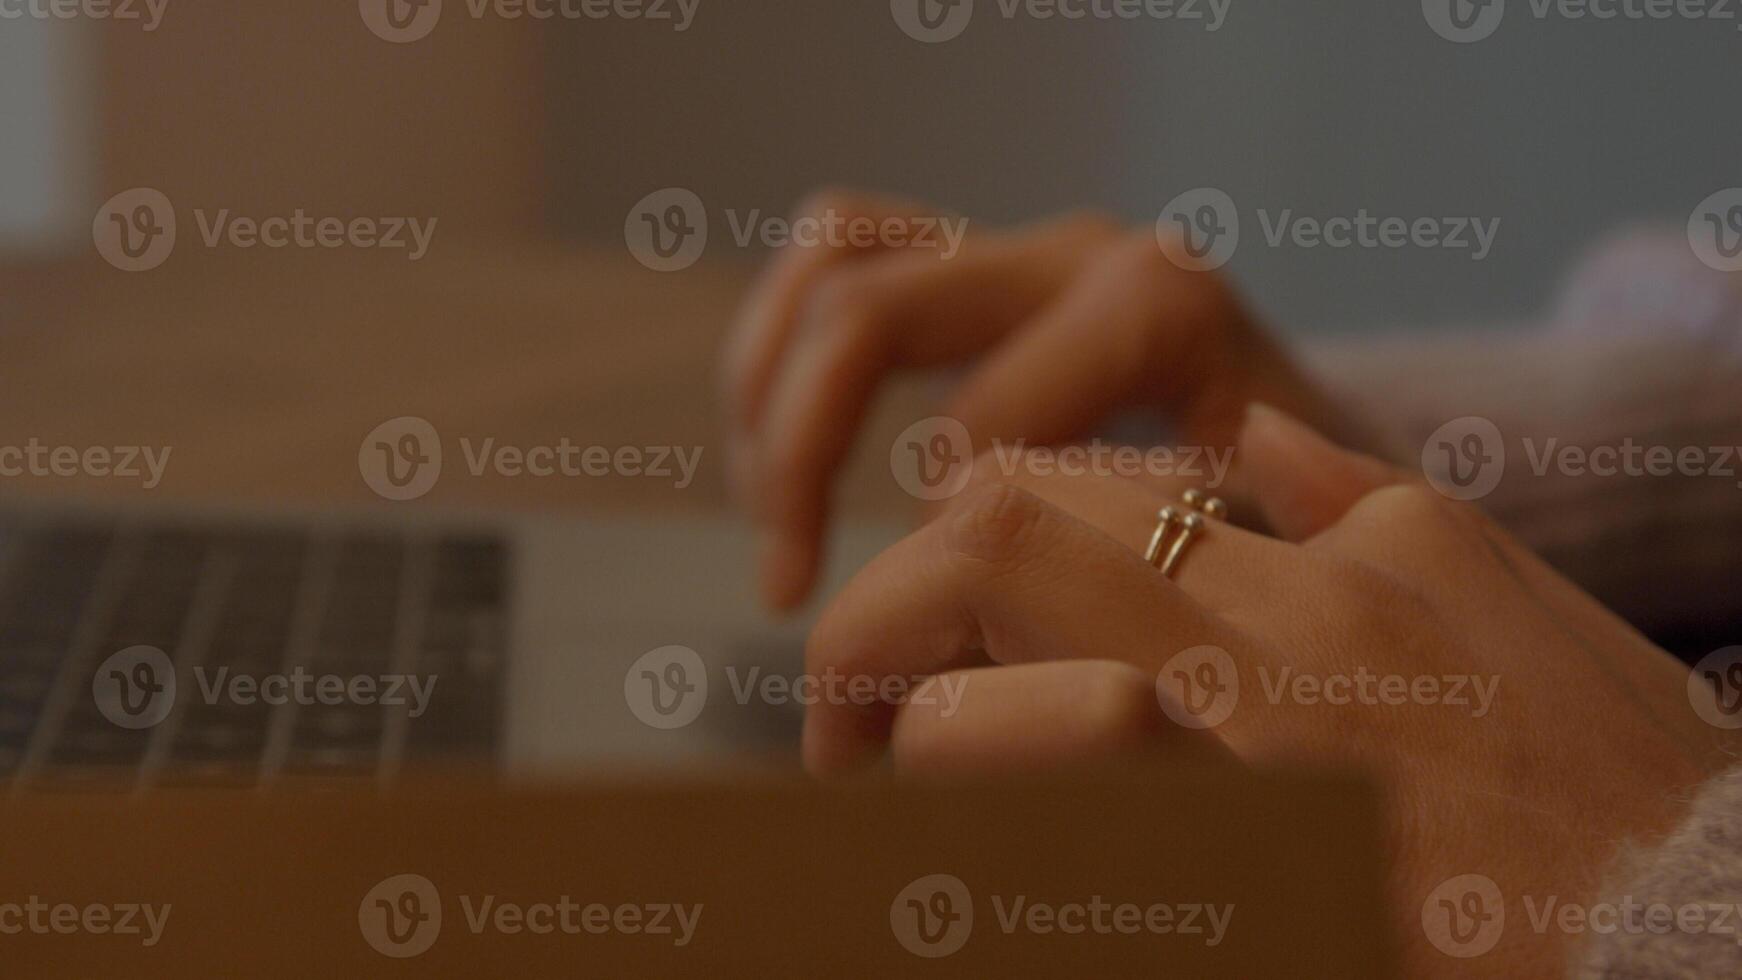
0 242 929 520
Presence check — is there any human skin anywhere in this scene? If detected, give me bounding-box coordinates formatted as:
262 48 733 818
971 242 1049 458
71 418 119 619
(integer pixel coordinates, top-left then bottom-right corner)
726 193 1738 973
802 404 1736 977
720 190 1370 612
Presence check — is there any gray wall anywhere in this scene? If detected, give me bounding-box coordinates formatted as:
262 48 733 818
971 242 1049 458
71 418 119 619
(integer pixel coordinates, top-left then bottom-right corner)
0 20 91 253
546 0 1742 333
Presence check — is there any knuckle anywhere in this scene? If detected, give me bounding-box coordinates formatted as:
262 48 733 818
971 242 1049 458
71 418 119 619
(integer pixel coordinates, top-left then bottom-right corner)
1347 484 1464 537
944 482 1053 567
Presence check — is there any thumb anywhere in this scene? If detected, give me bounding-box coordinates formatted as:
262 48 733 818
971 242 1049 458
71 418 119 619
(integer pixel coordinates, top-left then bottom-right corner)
1238 402 1405 542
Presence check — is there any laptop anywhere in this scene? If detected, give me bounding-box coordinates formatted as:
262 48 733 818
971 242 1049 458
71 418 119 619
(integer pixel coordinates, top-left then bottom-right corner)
0 499 897 792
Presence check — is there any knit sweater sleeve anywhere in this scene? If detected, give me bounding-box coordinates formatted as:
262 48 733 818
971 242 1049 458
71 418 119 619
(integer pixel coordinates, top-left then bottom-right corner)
1571 764 1742 978
1307 229 1742 648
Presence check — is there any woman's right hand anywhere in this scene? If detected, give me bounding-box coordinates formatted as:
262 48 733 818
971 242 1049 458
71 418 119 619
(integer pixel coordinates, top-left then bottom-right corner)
803 404 1732 978
720 189 1367 612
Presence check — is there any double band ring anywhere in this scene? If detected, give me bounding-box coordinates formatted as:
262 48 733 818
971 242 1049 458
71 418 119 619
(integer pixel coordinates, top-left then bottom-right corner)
1143 489 1226 579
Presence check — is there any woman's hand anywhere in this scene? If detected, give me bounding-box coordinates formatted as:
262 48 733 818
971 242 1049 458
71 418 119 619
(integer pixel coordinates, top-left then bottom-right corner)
721 190 1366 611
801 403 1734 978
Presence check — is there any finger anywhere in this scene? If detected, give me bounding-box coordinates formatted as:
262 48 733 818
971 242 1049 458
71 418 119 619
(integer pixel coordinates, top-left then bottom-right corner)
946 233 1223 446
802 484 1252 775
1237 402 1406 542
1236 404 1509 588
890 661 1238 777
748 217 1119 610
936 453 1303 632
918 448 1171 550
723 190 939 436
955 233 1351 452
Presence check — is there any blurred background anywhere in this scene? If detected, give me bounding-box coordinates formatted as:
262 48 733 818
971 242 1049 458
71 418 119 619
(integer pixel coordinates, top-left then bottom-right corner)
5 0 1742 332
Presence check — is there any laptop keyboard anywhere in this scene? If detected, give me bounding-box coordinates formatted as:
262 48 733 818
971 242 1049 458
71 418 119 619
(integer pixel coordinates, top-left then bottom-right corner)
0 515 509 791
